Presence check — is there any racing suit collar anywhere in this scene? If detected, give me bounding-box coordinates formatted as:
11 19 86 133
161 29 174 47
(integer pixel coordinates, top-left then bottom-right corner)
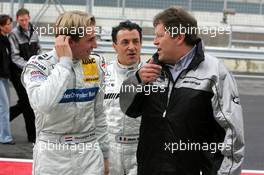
115 59 141 77
116 60 140 70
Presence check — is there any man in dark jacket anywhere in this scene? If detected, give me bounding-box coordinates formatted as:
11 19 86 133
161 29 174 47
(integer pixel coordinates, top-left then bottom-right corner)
120 7 244 175
9 8 41 142
0 14 14 144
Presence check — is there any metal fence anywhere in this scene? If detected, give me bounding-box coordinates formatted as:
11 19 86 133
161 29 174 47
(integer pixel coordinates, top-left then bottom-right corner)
39 37 264 61
1 0 264 26
1 0 264 48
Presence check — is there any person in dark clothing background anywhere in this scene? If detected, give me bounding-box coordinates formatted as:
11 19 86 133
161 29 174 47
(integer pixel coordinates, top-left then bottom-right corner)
0 14 14 144
9 8 41 142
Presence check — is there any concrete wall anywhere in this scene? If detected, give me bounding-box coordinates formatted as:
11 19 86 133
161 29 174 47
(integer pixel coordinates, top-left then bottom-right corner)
99 53 264 74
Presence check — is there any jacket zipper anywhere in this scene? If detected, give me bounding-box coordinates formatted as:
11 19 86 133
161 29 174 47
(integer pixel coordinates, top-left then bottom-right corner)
162 69 187 118
162 69 172 118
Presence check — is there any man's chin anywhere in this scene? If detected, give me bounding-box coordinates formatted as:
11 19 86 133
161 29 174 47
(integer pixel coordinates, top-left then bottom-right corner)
158 56 164 63
127 59 139 66
127 55 137 60
127 57 139 63
158 56 171 64
78 53 91 59
159 57 176 65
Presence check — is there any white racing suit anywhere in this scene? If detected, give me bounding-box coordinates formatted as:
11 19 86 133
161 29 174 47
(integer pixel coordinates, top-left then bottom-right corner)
21 50 109 175
104 60 142 175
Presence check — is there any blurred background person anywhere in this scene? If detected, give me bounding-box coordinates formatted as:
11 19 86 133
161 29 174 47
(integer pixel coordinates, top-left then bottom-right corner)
0 14 14 144
9 8 41 142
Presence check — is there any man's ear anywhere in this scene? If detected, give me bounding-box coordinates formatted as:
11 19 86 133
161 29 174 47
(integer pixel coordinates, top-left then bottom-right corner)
68 37 77 49
112 43 118 52
175 34 185 45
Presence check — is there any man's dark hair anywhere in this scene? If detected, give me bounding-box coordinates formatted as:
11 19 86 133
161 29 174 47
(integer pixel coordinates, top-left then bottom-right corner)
16 8 30 18
0 14 12 27
153 6 198 46
111 20 142 44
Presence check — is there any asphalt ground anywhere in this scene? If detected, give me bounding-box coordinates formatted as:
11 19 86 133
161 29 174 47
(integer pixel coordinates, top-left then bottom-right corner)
0 74 263 171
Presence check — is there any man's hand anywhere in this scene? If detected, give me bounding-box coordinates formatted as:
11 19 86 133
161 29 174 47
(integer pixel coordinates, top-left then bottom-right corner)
104 159 109 175
138 58 162 83
55 35 72 59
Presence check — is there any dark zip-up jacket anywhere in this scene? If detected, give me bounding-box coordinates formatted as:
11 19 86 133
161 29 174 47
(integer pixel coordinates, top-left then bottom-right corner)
119 39 244 175
0 34 11 78
9 23 41 70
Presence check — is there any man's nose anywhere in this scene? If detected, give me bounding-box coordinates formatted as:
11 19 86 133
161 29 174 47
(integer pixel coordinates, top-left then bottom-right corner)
153 37 159 45
22 21 27 26
92 40 97 48
128 42 135 50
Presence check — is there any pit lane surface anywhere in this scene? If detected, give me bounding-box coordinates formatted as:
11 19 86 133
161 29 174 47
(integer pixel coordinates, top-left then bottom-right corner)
0 74 263 173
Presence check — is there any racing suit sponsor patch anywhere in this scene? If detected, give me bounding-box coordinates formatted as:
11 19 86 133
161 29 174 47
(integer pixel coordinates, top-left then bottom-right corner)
82 57 99 83
104 93 119 99
30 70 44 76
30 70 47 81
59 87 99 103
28 60 47 71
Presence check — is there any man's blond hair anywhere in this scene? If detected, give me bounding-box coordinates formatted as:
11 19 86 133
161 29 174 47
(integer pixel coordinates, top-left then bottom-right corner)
55 11 95 41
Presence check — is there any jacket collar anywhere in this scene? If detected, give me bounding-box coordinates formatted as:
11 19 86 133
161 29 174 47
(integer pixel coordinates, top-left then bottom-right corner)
186 38 205 71
18 23 34 38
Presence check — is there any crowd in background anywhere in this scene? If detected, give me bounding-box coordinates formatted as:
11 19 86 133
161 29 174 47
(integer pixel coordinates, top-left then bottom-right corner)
0 8 40 144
